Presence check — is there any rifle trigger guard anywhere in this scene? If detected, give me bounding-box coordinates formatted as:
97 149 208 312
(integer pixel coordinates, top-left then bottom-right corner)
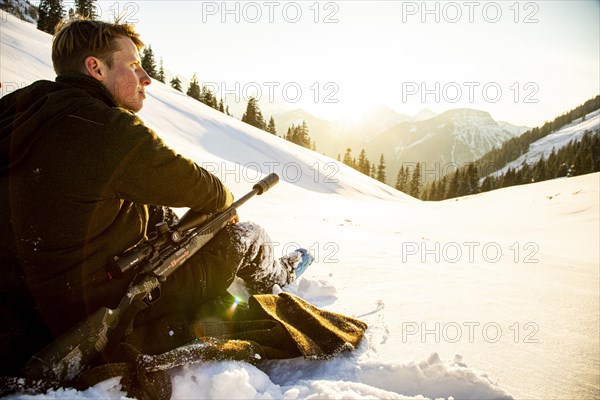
145 286 161 305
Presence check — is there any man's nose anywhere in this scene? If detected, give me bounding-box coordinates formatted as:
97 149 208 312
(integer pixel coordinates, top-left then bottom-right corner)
140 68 151 86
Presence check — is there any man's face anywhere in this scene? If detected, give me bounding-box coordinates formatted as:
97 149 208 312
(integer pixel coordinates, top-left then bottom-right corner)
98 36 151 112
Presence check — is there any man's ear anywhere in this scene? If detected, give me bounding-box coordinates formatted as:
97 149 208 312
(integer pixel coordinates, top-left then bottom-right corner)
84 56 105 81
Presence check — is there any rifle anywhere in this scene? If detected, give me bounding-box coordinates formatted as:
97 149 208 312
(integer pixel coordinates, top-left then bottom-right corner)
22 173 280 382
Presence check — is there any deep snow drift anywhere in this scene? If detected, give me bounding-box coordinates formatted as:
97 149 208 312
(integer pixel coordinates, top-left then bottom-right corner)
1 14 599 400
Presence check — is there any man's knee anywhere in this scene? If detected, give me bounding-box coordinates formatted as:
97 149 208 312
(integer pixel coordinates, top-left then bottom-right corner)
135 221 273 322
200 221 274 295
224 221 271 250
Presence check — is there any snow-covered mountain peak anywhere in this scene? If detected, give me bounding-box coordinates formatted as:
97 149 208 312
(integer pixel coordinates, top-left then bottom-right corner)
444 108 513 145
441 107 492 119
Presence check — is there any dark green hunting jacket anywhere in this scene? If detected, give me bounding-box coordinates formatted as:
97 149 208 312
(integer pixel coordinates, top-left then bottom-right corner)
0 74 233 363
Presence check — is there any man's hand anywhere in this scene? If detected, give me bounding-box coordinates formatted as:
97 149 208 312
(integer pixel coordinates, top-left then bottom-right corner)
228 213 239 225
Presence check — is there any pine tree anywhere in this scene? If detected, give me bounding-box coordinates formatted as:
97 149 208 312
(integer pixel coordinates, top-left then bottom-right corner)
342 148 354 168
38 0 64 34
267 117 277 135
170 76 182 92
533 155 547 182
591 132 600 171
242 97 267 130
157 58 166 83
556 162 569 178
502 168 517 187
428 180 439 201
395 166 403 191
376 154 386 184
466 163 479 194
370 164 376 178
186 73 201 101
200 85 218 109
299 121 311 148
445 170 459 198
284 122 313 148
74 0 95 18
141 45 157 79
218 99 225 113
288 126 296 143
395 165 409 192
480 176 495 193
520 161 533 183
546 148 558 178
409 162 421 197
438 176 448 199
456 170 469 197
357 150 370 175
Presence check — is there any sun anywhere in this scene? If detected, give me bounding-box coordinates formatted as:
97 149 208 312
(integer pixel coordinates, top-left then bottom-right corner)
339 100 372 123
303 97 377 124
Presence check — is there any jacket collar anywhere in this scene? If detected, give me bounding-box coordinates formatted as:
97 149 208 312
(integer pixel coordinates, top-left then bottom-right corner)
55 73 118 108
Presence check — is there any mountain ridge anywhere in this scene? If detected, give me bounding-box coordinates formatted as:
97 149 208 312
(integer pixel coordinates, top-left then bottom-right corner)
274 106 527 172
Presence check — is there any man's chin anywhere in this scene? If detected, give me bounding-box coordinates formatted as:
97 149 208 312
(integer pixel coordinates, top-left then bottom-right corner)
120 101 144 113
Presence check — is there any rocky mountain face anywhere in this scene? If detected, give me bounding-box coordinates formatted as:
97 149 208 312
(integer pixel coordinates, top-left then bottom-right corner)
275 107 525 183
370 109 521 182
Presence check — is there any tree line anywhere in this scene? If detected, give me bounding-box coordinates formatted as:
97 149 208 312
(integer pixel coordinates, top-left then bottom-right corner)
478 131 600 193
458 95 600 181
337 149 387 184
139 45 235 117
241 98 318 151
400 95 600 200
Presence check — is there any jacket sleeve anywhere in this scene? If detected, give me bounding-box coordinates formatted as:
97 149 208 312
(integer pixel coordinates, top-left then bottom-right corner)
102 110 233 214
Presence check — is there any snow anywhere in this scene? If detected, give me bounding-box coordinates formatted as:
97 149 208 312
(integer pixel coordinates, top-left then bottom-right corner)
497 121 530 138
0 0 37 24
1 13 599 400
491 109 600 177
449 109 515 158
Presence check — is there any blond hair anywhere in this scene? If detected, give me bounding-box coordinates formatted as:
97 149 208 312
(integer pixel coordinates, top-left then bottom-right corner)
52 17 144 75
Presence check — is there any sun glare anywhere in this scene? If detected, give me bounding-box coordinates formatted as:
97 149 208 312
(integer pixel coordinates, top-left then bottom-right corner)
303 96 378 124
339 100 373 124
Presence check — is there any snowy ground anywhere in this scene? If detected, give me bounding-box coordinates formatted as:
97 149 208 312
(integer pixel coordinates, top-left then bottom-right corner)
2 14 599 399
490 108 600 177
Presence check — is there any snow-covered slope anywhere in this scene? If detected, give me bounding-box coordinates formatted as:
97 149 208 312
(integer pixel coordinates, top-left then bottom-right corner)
2 14 599 400
491 109 600 177
0 0 37 23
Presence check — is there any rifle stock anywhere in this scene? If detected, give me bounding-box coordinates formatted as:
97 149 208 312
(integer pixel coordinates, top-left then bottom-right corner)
22 173 279 382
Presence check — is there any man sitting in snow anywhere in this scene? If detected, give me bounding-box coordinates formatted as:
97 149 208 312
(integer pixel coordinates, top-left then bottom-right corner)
0 17 313 376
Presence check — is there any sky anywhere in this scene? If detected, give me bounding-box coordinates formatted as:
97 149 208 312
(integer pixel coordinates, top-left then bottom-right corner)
90 1 598 126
